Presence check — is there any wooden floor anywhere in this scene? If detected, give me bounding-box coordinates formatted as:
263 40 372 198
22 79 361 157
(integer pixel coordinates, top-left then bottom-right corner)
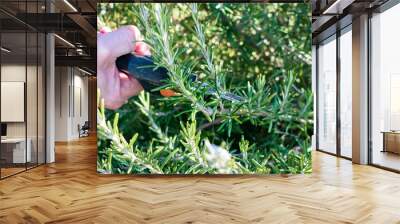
1 135 400 224
0 167 26 178
1 163 44 178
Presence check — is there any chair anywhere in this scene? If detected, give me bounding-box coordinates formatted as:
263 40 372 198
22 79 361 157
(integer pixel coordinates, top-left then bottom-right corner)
78 121 90 138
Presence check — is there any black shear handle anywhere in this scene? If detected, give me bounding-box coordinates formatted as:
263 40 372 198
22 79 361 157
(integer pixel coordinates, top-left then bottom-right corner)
116 54 169 92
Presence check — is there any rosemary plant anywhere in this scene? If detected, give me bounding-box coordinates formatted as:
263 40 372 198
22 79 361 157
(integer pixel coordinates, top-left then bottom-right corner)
97 3 312 174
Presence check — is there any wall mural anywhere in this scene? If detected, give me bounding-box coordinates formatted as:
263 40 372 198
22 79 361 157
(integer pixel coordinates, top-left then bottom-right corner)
97 3 312 175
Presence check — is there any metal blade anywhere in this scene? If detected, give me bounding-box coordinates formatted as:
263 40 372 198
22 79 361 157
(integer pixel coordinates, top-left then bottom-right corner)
196 82 245 103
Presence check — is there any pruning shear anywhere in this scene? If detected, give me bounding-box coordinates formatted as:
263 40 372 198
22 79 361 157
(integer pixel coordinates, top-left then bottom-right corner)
116 53 244 102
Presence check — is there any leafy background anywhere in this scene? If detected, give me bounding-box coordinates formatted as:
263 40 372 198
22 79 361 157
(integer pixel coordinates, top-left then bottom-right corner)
97 3 313 174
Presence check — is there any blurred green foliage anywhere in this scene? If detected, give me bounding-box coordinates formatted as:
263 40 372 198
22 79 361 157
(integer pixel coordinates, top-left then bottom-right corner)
97 3 313 174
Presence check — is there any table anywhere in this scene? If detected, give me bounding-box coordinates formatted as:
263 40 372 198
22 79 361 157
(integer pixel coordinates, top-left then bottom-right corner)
381 131 400 154
1 138 31 163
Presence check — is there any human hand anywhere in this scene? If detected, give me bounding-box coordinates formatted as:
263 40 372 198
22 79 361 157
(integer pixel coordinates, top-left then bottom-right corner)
97 25 151 110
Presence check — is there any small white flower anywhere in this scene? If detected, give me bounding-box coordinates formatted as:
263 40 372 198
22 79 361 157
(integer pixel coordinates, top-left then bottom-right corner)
204 140 232 174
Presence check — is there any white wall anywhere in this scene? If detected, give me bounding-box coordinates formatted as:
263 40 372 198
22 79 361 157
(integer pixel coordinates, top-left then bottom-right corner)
55 66 69 141
54 66 89 141
1 82 25 122
72 73 89 138
1 63 46 164
1 65 38 138
1 65 26 133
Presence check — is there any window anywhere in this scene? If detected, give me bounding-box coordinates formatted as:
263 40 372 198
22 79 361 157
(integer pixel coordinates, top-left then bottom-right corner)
370 3 400 171
339 26 352 158
317 35 337 154
0 1 46 179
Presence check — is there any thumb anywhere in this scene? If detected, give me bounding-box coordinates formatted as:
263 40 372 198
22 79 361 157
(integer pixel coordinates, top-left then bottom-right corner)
135 42 151 56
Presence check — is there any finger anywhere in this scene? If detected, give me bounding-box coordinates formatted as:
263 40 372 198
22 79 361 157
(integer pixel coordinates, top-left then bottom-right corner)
104 97 125 110
134 42 151 56
119 72 144 98
103 72 142 110
98 67 123 110
100 25 142 60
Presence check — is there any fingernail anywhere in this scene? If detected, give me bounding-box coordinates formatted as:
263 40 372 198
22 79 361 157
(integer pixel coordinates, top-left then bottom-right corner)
99 26 111 34
135 43 151 55
134 44 142 52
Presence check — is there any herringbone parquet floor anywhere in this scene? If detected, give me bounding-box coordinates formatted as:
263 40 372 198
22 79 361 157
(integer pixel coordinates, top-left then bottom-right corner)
1 135 400 224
